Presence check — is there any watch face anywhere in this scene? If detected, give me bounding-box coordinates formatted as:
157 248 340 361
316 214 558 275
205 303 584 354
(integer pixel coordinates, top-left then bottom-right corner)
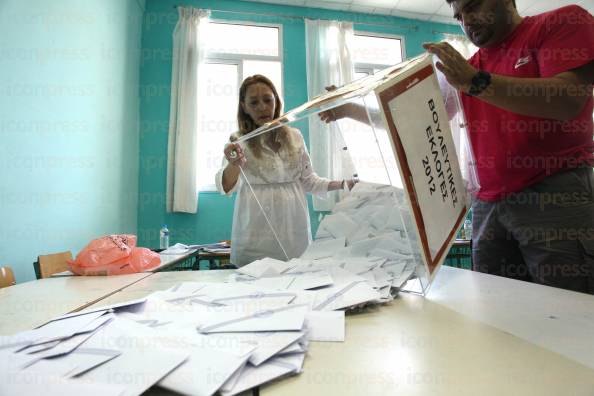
470 71 491 96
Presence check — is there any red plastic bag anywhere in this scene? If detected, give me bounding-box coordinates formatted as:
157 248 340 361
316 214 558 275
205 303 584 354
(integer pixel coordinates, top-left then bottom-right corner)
68 234 161 276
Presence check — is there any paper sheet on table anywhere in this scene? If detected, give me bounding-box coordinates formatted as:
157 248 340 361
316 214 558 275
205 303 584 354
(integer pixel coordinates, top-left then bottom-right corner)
76 318 188 396
313 281 381 311
236 257 296 278
300 237 346 260
209 331 306 366
197 304 309 334
220 353 306 396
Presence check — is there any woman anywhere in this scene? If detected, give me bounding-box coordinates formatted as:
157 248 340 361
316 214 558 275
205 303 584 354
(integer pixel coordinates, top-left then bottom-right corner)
215 75 355 266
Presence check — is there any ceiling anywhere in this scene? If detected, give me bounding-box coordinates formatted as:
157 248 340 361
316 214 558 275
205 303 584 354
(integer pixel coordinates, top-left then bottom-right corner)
242 0 594 25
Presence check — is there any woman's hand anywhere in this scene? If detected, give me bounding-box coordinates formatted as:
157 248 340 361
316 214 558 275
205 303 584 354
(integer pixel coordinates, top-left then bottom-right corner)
344 178 358 191
224 142 246 167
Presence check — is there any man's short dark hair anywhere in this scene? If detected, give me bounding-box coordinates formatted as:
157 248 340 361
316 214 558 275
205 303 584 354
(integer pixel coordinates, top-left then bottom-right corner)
446 0 517 8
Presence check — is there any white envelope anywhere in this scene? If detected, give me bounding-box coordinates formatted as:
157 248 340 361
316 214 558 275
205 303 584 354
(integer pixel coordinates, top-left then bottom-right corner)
56 298 147 320
155 327 254 396
24 347 121 378
392 267 415 289
236 257 295 278
300 237 346 260
319 212 359 241
7 311 108 350
381 261 408 279
370 248 411 261
220 353 306 396
0 372 127 396
243 276 295 290
197 304 309 334
277 341 305 355
76 318 189 396
209 331 305 366
279 270 334 291
313 281 381 311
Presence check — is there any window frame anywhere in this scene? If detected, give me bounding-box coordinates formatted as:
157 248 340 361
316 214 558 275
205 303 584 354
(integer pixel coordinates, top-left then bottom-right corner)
205 20 284 93
198 20 284 192
352 31 406 76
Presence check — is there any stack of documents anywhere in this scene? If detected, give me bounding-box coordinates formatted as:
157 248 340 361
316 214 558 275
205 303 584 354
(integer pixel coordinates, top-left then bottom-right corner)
1 280 346 395
301 182 417 300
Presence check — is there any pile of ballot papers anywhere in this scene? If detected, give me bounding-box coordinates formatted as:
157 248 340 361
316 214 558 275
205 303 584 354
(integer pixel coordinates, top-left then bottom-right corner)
0 277 346 396
305 181 417 298
0 182 417 395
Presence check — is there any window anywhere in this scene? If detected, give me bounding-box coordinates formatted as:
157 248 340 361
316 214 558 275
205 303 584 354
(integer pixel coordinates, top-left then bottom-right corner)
352 32 404 77
340 33 405 185
197 22 283 191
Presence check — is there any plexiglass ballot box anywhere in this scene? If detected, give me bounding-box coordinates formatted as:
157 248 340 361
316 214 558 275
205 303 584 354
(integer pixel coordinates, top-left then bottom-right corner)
228 53 478 296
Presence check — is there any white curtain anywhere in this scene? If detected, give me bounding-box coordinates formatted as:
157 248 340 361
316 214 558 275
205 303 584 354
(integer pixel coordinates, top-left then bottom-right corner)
305 19 356 211
166 7 210 213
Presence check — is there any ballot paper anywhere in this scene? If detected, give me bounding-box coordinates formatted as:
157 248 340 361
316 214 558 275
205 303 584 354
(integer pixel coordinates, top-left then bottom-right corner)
197 304 309 334
209 331 306 366
313 280 381 311
301 237 346 260
220 353 306 396
236 257 296 278
73 318 189 396
304 310 345 342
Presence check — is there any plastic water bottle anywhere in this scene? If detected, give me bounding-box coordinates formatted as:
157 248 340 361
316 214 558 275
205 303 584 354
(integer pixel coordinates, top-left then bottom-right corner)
463 219 472 240
159 225 170 249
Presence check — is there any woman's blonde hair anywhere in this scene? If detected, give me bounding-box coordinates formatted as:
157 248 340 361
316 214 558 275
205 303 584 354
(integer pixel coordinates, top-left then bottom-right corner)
236 74 296 158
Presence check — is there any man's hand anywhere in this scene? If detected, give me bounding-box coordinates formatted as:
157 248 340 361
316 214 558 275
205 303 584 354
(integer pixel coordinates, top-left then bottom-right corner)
423 42 478 93
318 85 345 123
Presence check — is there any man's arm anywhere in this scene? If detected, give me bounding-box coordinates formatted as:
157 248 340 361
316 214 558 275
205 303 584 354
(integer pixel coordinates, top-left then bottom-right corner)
424 42 594 121
318 102 370 125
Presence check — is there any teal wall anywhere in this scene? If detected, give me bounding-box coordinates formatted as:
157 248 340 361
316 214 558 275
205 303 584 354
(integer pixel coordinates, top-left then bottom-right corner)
138 0 462 249
0 0 145 282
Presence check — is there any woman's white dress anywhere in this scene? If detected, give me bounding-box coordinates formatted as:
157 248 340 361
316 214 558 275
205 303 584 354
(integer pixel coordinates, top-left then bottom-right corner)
215 128 330 266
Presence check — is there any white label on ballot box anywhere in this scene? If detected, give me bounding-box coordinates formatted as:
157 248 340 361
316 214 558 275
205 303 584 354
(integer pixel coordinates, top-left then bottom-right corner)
376 57 467 279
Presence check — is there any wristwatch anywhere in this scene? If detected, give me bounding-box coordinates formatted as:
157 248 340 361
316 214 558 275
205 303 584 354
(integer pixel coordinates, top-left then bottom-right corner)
467 70 491 96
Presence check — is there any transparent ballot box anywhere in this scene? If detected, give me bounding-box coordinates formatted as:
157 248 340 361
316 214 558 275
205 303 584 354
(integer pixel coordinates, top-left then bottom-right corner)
227 53 477 296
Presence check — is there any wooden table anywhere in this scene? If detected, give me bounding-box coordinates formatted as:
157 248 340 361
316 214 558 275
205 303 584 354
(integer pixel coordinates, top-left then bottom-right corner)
428 265 594 369
84 268 594 396
149 250 200 272
0 273 151 335
194 250 232 269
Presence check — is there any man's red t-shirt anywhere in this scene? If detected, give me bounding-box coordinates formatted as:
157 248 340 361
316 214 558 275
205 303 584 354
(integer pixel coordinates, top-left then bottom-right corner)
461 5 594 201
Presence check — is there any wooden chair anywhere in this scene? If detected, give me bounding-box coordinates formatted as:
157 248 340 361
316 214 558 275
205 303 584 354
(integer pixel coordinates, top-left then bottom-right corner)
0 266 16 288
36 251 73 279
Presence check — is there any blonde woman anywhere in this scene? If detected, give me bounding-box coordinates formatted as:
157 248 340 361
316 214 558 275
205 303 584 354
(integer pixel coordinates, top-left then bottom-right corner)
216 75 355 266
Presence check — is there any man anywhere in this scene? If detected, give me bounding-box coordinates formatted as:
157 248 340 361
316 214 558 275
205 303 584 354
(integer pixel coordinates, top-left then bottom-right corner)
322 1 594 293
425 1 594 293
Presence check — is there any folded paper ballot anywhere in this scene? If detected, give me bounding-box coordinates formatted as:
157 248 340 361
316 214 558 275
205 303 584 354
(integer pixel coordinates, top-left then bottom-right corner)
236 257 296 278
24 347 121 378
74 318 189 396
209 331 306 366
313 281 381 311
197 304 309 334
220 353 306 396
300 237 347 260
305 310 345 342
